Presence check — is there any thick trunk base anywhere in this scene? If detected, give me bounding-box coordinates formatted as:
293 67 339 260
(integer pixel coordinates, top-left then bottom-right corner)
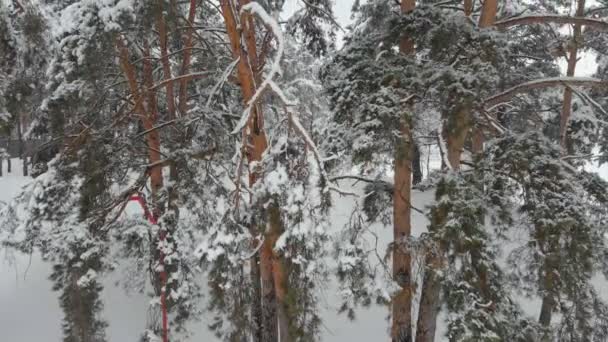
415 261 442 342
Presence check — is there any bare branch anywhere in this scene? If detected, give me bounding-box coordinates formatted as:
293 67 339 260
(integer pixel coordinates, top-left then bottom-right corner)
149 72 212 91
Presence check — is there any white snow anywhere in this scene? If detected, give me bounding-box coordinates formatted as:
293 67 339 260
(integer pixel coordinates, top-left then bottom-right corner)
0 159 437 341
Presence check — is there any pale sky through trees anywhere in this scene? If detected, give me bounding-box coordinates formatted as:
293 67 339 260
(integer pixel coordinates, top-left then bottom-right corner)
283 0 356 43
284 0 599 75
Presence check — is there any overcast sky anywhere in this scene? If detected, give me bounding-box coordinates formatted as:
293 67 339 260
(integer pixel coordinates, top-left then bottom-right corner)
282 0 598 76
282 0 356 26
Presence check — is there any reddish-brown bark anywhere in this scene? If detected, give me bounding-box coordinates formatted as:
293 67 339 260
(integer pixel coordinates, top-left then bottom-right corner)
393 121 413 342
219 1 281 341
478 0 498 28
393 1 415 342
155 0 176 120
116 36 168 342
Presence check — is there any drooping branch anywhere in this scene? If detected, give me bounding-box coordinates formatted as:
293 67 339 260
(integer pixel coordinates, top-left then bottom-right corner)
495 15 608 30
484 77 608 108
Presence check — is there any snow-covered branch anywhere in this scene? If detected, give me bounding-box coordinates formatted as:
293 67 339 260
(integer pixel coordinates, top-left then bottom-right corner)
231 2 286 134
484 77 608 107
206 57 240 108
495 15 608 30
149 71 212 91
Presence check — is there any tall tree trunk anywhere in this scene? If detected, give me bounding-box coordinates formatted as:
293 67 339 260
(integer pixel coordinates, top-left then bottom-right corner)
250 253 263 342
417 0 499 334
415 263 442 342
178 0 197 116
469 0 498 303
155 0 176 121
260 236 278 342
53 259 107 342
559 0 585 150
417 117 467 338
471 0 497 156
445 104 471 171
393 120 413 342
269 204 291 342
17 112 27 176
116 37 164 205
393 1 415 341
415 214 447 342
155 0 181 261
141 41 163 206
478 0 498 28
116 36 168 342
538 0 585 332
538 244 559 342
142 40 170 342
219 2 278 341
538 256 558 327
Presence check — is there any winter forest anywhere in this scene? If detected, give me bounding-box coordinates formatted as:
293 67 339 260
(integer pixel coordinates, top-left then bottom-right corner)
3 0 608 341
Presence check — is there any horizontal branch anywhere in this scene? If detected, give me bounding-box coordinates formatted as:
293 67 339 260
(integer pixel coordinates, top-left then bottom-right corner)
330 174 391 185
146 146 217 169
135 119 177 138
148 71 211 91
330 174 394 193
484 77 608 107
495 15 608 30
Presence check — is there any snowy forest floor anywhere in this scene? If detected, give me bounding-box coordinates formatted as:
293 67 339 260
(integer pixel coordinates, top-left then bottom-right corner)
1 157 608 341
0 158 428 341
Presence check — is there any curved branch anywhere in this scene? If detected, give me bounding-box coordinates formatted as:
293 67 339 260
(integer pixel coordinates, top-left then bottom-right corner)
495 15 608 30
484 77 608 107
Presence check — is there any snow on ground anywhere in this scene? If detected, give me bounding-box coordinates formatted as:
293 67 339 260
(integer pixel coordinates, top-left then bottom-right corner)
0 159 436 341
2 153 608 341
